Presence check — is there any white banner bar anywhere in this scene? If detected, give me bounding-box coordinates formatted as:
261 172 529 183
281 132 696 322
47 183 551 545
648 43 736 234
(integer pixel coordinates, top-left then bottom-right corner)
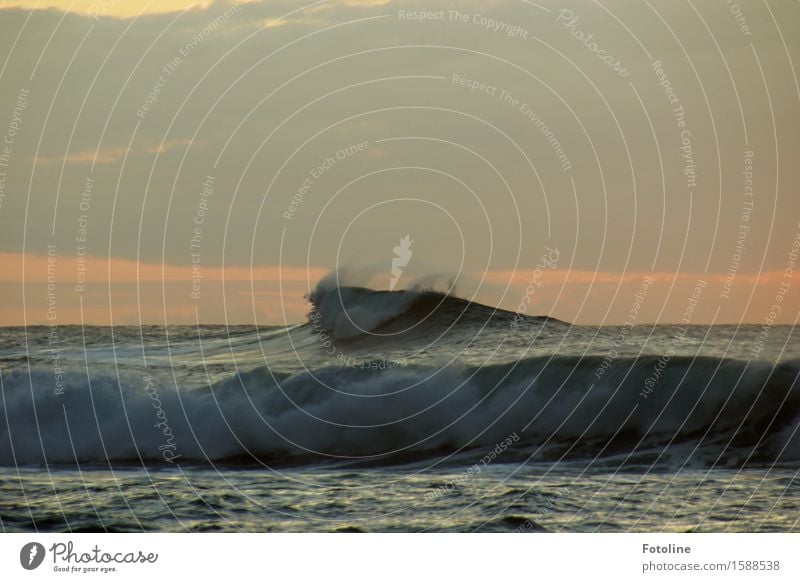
1 533 798 581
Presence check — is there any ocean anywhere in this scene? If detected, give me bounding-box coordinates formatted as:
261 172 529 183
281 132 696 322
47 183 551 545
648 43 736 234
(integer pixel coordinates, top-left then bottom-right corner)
1 285 798 532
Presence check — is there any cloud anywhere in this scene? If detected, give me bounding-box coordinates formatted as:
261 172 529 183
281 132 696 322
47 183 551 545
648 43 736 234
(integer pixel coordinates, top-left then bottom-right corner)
1 0 253 19
33 138 199 165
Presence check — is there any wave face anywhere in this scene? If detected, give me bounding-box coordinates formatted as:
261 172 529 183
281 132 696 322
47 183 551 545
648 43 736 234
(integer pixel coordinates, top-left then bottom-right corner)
306 283 555 341
2 355 798 467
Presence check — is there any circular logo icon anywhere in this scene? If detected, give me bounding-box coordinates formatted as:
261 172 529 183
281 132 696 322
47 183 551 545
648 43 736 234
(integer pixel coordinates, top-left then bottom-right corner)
20 542 45 570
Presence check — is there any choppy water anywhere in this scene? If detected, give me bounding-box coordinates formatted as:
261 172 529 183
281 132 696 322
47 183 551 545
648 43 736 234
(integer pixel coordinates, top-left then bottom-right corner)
1 467 798 532
1 285 798 531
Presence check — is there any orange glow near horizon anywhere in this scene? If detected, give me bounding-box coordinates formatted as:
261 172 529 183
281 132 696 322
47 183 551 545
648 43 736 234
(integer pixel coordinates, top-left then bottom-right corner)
1 251 797 326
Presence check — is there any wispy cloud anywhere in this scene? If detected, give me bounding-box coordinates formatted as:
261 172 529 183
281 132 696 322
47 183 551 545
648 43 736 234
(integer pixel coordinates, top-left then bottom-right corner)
1 0 255 19
34 138 198 166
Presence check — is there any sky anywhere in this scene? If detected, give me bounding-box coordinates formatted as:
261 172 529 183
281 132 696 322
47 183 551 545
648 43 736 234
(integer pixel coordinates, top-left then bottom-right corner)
0 0 798 326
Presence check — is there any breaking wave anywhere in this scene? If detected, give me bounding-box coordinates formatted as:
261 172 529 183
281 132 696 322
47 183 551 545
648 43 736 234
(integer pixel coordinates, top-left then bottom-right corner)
306 283 556 340
1 355 798 468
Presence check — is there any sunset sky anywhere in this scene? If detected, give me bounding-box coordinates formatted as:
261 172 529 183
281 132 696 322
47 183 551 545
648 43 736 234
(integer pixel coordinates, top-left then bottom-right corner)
0 0 797 326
